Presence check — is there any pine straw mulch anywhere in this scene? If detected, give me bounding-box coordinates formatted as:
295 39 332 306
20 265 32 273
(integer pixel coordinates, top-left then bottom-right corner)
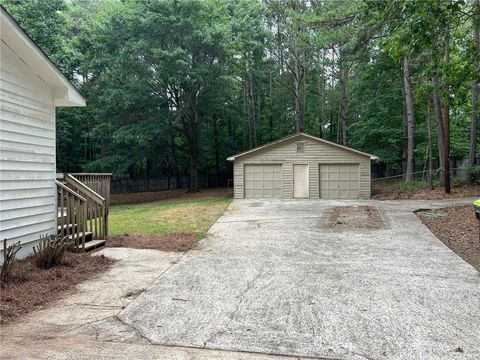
329 206 385 229
373 184 480 200
111 188 232 205
417 205 480 271
0 252 114 324
107 232 198 252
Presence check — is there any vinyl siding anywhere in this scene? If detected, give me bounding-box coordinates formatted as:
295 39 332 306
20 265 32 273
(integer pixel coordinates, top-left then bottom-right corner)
0 40 56 257
232 134 372 199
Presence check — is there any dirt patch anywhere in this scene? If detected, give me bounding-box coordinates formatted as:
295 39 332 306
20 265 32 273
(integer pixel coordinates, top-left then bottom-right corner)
418 206 480 270
0 252 114 324
372 182 480 200
111 188 232 205
329 206 385 229
107 233 198 252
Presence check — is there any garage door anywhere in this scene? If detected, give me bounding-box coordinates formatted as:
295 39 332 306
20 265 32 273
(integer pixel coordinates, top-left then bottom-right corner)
244 164 283 198
319 164 359 199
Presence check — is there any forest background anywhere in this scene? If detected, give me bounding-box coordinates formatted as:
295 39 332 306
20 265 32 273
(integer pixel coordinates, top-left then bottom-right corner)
2 0 479 192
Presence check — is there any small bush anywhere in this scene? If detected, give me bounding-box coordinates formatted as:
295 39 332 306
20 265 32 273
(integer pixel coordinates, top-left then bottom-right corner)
398 180 429 193
451 177 465 187
33 234 73 269
1 239 22 284
467 165 480 184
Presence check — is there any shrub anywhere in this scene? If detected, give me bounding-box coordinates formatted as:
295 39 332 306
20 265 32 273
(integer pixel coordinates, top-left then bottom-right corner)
33 234 73 269
451 177 465 187
398 180 429 193
1 239 22 284
467 165 480 184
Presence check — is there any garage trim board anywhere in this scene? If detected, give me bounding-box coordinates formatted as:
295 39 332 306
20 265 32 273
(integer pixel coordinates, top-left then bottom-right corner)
228 132 377 200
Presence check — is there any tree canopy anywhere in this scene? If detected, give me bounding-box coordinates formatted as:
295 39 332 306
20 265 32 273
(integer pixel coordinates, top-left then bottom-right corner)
2 0 479 191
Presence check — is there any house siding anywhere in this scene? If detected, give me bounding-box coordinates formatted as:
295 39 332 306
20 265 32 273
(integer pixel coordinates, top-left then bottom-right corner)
232 134 372 199
0 40 56 257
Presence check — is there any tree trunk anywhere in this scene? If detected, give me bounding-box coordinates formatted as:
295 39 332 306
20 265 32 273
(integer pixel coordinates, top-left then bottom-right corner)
269 72 274 141
185 96 200 193
167 117 181 189
246 72 257 147
187 125 199 192
318 54 326 138
189 146 198 192
470 83 479 167
293 43 303 132
256 91 261 145
302 49 307 130
402 57 415 181
339 63 348 146
402 99 407 177
443 38 451 194
243 77 249 149
213 114 220 187
427 98 434 189
432 73 445 168
469 2 480 167
251 75 258 147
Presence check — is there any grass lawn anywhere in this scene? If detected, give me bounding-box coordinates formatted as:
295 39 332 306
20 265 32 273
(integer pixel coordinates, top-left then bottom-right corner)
109 196 232 238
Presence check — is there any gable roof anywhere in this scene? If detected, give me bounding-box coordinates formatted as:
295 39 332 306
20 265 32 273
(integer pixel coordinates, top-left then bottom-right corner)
227 132 378 161
0 6 85 107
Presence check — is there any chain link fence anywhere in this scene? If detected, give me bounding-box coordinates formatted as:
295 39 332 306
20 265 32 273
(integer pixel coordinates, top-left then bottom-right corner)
111 174 229 194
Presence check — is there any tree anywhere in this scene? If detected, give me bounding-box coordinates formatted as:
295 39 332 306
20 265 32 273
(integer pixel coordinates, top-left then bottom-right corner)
403 57 416 181
469 0 480 167
3 0 475 190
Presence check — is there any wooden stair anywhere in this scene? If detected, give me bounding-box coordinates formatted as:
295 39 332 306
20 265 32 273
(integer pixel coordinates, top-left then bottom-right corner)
79 239 107 251
57 195 107 252
56 173 110 253
57 217 106 252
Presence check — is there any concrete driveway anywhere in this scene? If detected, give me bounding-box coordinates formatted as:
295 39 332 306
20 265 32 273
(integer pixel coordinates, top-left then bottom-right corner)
120 199 480 359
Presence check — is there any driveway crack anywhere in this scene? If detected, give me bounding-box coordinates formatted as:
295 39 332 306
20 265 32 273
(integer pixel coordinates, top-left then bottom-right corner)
203 268 264 348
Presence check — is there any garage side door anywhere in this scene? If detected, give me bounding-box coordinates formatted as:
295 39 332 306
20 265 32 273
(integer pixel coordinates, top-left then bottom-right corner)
319 164 359 199
244 165 283 198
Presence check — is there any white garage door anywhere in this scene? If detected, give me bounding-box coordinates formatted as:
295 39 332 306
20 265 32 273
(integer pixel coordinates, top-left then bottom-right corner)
319 164 359 199
244 164 283 198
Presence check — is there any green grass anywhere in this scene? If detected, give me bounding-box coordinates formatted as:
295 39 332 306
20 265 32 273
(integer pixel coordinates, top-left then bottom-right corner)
108 196 232 237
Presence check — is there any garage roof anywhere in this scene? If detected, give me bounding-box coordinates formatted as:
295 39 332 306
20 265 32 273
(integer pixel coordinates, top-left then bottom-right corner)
0 6 85 107
227 132 378 161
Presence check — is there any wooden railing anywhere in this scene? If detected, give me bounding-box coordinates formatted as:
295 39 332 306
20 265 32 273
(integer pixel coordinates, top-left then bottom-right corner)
68 173 111 207
64 174 108 240
56 180 87 250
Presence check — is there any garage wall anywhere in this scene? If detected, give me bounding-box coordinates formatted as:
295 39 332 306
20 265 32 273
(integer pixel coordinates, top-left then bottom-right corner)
232 134 371 199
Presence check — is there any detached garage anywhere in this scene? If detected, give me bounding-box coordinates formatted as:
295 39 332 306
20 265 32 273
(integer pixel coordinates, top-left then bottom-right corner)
227 133 377 200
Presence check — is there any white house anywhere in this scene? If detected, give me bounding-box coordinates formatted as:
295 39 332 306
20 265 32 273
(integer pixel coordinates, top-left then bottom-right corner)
0 6 86 259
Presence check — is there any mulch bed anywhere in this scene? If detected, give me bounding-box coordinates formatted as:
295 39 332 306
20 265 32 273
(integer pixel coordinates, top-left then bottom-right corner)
111 188 232 205
418 206 480 270
107 233 198 252
373 184 480 200
329 206 384 229
0 252 114 324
